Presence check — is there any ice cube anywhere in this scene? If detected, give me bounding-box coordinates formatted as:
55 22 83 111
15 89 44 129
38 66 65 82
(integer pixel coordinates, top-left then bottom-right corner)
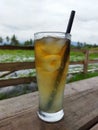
56 39 65 46
44 37 54 43
42 55 61 72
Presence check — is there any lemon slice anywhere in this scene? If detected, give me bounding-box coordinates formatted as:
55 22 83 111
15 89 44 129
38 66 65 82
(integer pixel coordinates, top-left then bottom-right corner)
42 55 61 72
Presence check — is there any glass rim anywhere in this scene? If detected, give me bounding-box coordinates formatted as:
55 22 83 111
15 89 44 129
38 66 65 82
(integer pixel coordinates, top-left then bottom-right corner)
34 31 71 36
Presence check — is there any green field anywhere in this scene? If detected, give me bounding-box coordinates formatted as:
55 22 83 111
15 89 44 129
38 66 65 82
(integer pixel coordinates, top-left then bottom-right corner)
0 49 98 74
70 50 98 61
0 50 35 63
0 49 98 63
67 72 98 83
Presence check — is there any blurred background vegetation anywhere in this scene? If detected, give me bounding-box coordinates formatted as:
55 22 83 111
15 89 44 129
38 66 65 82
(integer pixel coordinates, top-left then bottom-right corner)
0 34 98 48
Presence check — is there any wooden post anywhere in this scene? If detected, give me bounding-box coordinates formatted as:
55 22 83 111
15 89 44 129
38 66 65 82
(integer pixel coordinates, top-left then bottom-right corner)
83 50 89 74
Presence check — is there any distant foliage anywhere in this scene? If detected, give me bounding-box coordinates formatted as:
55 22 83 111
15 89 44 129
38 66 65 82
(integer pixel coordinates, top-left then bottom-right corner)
0 37 3 44
0 35 34 46
0 35 98 47
6 36 10 44
71 41 98 49
11 35 19 46
24 39 34 46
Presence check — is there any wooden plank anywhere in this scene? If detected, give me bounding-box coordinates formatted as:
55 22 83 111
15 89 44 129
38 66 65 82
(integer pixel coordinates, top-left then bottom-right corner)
0 45 34 50
89 50 98 54
0 124 12 130
0 60 97 72
71 48 86 53
83 50 89 74
0 78 98 130
0 71 15 78
0 61 84 72
0 89 98 130
0 45 87 52
79 116 98 130
70 61 84 65
0 62 35 71
88 60 98 64
90 124 98 130
0 77 36 88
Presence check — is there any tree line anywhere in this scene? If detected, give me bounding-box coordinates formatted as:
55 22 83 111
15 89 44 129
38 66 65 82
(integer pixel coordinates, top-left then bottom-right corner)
0 35 34 46
71 41 98 49
0 35 98 48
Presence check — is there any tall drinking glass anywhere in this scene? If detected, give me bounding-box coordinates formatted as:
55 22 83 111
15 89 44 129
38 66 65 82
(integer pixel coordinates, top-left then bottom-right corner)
34 32 71 122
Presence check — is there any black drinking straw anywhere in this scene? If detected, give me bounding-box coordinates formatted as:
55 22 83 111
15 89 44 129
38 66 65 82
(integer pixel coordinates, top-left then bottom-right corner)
45 10 76 111
66 10 75 34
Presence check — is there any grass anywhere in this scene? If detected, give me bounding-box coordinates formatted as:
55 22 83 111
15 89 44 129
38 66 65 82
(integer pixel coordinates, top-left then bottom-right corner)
0 49 97 63
70 51 98 61
0 93 8 100
67 71 98 83
70 51 85 61
89 53 98 60
0 50 35 62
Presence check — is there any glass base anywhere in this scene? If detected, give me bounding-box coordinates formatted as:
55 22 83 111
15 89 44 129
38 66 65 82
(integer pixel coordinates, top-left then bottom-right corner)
37 109 64 122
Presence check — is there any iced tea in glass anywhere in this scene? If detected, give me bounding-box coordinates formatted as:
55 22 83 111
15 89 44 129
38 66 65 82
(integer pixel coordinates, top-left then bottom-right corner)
34 32 71 122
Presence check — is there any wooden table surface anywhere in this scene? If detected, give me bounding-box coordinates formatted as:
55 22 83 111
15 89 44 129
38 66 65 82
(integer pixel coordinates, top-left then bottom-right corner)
0 77 98 130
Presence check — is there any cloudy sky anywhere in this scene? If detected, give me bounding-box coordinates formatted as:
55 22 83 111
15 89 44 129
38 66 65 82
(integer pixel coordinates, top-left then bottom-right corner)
0 0 98 44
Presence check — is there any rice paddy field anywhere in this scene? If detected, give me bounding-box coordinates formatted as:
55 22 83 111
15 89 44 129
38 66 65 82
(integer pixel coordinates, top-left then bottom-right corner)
0 50 35 63
0 49 98 73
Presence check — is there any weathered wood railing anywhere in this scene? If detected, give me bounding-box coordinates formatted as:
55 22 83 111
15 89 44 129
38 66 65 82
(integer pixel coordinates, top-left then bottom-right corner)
0 62 36 88
70 49 98 74
0 45 98 88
